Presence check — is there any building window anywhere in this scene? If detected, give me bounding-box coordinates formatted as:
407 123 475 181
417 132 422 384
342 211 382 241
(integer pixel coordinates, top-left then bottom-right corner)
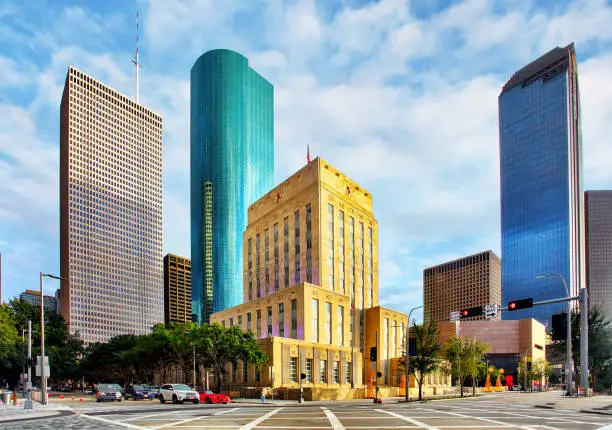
279 303 285 337
274 223 279 292
243 361 248 383
368 227 373 306
248 238 253 300
290 357 297 382
255 367 261 382
256 310 261 337
391 320 396 357
306 359 313 383
238 315 242 328
306 203 312 283
349 217 355 309
312 299 319 343
267 306 273 337
294 210 300 284
325 302 332 344
333 361 340 383
400 322 405 356
247 312 252 332
291 299 297 339
256 234 261 297
229 317 234 327
337 305 344 346
265 229 270 295
328 204 334 289
339 210 345 294
345 362 351 384
283 217 289 288
221 320 226 327
320 360 327 383
232 364 238 383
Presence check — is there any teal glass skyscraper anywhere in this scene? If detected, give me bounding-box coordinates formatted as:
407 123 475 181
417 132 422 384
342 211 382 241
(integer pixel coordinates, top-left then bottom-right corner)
499 44 584 324
191 50 274 323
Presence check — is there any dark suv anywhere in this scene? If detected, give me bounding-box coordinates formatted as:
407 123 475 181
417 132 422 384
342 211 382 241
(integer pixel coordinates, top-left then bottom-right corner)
125 384 155 400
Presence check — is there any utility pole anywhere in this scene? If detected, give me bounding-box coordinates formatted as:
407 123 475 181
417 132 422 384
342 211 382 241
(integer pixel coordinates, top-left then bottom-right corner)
405 305 422 402
40 272 63 405
192 345 196 389
25 320 32 409
580 288 589 392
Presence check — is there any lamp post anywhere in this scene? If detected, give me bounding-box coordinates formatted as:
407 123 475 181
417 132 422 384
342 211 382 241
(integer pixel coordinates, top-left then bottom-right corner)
536 273 572 396
405 305 423 402
524 346 534 392
40 272 64 405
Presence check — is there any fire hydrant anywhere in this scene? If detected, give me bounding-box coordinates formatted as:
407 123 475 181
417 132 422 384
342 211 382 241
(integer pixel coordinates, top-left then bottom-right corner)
12 391 17 406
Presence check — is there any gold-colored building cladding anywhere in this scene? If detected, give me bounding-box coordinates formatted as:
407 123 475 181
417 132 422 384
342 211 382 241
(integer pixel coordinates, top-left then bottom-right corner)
59 66 164 343
423 250 501 323
164 254 192 325
210 158 411 397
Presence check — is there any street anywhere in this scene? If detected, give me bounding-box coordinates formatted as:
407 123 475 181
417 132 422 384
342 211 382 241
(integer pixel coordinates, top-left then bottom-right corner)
3 395 612 430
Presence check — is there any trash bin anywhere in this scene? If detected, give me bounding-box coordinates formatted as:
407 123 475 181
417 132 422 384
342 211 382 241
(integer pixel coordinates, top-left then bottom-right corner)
0 393 10 404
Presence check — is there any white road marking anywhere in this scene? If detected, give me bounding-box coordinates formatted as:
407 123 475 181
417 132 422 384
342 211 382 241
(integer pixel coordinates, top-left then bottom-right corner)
436 409 515 428
375 408 440 430
122 409 186 421
238 407 284 430
598 425 612 430
322 406 346 430
153 407 238 429
80 414 149 429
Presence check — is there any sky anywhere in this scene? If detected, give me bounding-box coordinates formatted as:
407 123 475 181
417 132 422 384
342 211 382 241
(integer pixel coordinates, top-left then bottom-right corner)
1 0 611 322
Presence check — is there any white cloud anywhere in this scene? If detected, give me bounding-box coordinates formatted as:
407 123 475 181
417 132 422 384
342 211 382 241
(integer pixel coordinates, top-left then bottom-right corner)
1 0 612 317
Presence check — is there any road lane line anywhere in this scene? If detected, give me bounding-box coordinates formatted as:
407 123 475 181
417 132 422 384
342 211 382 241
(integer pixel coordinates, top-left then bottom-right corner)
80 414 149 429
238 407 283 430
598 425 612 430
375 408 439 430
153 407 239 429
438 409 516 428
322 406 346 430
122 409 187 421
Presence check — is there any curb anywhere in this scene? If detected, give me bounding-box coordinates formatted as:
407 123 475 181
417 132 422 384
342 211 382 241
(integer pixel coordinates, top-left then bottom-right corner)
580 409 612 416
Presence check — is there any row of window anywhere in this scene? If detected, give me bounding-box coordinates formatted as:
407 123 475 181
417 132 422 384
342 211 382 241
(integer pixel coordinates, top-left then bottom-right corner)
289 358 351 384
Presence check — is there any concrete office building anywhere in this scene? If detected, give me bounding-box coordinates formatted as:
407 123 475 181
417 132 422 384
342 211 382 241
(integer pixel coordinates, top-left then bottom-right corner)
19 289 58 313
585 191 612 322
499 44 584 324
423 251 501 323
191 50 274 324
164 254 192 325
59 66 163 343
210 158 412 399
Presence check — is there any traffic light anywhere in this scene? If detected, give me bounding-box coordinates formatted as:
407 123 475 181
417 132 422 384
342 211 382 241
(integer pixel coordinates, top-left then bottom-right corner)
460 306 483 319
370 347 377 361
507 298 533 311
551 313 567 341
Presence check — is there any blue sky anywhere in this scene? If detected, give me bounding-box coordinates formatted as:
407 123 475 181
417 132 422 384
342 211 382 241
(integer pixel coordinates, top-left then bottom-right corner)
1 0 612 321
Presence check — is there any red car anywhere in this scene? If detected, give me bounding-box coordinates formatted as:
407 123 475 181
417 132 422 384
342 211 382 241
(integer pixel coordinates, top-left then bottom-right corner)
198 390 230 404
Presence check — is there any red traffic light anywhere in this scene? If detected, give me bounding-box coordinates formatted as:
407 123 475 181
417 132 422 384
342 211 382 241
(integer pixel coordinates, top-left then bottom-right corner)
461 310 469 316
459 306 483 319
507 298 533 311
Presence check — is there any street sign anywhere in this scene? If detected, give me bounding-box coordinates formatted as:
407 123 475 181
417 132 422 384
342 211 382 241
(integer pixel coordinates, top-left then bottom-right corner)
450 311 461 322
35 365 50 377
485 304 498 318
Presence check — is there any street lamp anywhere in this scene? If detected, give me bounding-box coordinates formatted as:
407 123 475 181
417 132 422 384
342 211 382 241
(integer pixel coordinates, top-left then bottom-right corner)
404 305 423 402
536 273 572 396
524 346 534 392
40 272 64 405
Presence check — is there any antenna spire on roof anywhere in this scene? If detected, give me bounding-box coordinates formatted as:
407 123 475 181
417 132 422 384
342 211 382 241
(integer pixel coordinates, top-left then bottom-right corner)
307 144 311 163
131 11 140 103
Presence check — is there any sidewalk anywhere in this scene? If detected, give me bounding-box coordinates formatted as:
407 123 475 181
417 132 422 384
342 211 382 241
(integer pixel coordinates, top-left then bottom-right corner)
0 398 72 422
526 391 612 414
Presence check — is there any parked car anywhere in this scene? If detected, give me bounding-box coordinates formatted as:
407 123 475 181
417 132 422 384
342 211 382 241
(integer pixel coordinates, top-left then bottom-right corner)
198 390 230 404
149 386 161 398
96 383 123 402
125 384 155 400
158 384 199 404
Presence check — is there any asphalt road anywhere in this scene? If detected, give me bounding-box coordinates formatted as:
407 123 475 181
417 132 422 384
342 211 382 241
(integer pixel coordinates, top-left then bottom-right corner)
4 397 612 430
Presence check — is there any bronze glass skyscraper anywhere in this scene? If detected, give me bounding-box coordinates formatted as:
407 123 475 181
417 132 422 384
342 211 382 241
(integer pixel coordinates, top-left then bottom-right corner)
164 254 192 325
59 66 163 343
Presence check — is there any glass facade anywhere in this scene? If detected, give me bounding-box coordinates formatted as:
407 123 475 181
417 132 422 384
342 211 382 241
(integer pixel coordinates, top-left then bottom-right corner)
191 49 274 322
499 44 584 324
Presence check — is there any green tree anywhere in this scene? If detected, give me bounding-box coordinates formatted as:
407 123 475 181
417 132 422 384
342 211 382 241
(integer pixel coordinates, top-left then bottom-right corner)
0 304 18 357
443 337 488 397
406 319 442 401
550 307 612 392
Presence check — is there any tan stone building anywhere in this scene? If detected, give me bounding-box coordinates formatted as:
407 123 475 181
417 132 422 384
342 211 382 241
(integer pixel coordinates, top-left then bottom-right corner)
164 254 192 325
210 158 411 398
423 250 501 323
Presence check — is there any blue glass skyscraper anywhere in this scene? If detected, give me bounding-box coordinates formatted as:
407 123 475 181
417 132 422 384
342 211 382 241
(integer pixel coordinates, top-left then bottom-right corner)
191 50 274 323
499 44 584 324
